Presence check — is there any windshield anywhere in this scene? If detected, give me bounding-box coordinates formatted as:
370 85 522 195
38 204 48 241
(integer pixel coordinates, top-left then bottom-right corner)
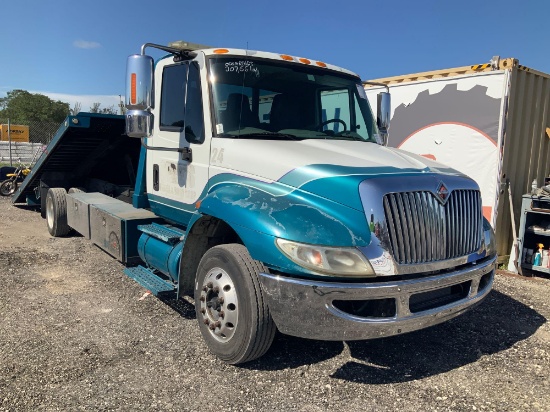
208 56 379 142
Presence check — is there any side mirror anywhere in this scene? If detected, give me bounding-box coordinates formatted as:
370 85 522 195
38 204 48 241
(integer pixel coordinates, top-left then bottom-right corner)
376 92 391 146
377 92 391 132
126 110 153 138
125 54 154 138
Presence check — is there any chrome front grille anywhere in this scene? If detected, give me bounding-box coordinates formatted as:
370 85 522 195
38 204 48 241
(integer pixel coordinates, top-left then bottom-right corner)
383 190 482 264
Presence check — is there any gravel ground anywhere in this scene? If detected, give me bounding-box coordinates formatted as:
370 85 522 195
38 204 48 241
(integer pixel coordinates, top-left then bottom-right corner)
1 195 549 411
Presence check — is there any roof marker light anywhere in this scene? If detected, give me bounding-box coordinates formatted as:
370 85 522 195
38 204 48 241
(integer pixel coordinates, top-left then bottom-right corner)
299 58 311 65
280 54 294 61
316 61 327 68
213 49 229 54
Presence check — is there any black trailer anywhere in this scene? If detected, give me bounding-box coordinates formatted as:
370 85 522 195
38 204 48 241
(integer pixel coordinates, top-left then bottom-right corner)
12 112 141 211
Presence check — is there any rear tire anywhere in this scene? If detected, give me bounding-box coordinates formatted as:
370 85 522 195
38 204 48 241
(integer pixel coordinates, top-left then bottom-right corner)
68 187 86 194
194 244 276 364
46 188 70 237
0 180 16 196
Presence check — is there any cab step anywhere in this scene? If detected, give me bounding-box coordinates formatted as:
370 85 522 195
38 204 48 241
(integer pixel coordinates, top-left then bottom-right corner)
138 222 185 245
123 265 176 296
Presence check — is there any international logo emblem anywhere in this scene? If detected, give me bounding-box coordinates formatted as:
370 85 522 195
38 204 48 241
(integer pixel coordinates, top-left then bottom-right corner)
436 182 449 204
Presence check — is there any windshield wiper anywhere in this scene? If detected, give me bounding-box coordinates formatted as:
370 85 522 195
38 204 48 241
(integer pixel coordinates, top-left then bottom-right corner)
307 133 365 141
227 132 301 140
332 135 364 141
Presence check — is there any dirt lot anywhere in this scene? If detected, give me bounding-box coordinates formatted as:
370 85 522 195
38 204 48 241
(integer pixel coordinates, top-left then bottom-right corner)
1 195 549 411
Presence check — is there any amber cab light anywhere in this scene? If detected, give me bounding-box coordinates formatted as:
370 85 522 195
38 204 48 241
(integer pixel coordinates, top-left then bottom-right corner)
130 73 137 105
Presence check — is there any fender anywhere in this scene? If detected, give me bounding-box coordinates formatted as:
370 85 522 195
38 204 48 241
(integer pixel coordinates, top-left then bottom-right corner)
200 174 370 246
192 174 371 274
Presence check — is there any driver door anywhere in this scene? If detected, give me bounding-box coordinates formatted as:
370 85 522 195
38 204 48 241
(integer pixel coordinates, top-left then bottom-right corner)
147 58 210 225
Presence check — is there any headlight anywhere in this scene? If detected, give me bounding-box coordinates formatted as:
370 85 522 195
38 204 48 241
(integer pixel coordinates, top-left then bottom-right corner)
483 218 497 257
275 238 376 277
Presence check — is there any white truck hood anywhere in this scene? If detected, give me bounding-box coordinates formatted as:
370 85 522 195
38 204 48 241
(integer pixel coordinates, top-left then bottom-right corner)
212 138 461 183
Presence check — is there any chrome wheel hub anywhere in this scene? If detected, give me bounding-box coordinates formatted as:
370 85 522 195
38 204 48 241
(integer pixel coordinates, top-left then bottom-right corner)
199 267 238 342
46 196 54 229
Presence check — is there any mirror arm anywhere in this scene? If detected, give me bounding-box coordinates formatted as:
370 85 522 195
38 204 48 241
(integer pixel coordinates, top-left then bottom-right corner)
140 43 197 61
140 138 193 162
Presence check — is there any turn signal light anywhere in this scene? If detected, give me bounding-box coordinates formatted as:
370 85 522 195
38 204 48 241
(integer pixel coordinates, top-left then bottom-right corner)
130 73 137 105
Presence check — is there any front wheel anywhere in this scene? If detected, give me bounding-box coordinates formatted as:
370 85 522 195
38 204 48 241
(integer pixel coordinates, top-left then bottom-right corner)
194 244 276 364
0 179 16 196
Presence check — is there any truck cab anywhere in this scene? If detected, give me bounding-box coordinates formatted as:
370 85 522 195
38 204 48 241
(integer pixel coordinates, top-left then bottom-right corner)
35 41 497 365
129 44 387 226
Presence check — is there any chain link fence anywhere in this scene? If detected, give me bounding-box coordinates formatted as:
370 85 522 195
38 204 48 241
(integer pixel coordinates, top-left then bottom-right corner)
0 118 61 165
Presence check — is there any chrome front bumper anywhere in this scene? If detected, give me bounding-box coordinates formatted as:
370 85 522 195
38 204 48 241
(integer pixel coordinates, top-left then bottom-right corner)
259 256 496 341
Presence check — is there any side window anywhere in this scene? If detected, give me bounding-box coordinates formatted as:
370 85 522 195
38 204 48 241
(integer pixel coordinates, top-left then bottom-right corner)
159 62 205 143
160 64 188 129
185 62 205 144
320 89 351 133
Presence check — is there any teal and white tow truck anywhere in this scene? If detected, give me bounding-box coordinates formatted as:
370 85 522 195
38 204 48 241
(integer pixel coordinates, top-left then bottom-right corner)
13 41 497 364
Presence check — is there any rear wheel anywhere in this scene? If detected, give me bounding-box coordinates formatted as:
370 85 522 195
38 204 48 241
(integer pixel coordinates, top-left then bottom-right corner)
46 188 70 237
40 186 47 218
0 180 16 196
194 244 276 364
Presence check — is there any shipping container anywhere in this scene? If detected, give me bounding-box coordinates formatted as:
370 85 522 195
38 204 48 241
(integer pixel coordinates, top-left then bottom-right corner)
364 57 550 261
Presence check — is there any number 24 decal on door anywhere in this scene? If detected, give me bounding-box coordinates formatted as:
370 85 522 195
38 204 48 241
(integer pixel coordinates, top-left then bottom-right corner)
210 148 224 165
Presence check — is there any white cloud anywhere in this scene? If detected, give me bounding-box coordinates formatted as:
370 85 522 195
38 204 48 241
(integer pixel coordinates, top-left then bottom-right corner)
73 40 101 49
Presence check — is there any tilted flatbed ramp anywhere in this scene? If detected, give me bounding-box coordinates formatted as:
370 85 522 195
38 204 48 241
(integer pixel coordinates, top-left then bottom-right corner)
12 112 140 205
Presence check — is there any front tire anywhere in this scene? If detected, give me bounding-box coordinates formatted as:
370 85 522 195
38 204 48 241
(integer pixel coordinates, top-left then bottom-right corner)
194 244 276 364
46 188 70 237
0 180 16 196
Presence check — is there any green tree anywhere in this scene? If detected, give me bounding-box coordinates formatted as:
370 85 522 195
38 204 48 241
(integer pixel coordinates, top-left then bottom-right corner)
0 89 69 123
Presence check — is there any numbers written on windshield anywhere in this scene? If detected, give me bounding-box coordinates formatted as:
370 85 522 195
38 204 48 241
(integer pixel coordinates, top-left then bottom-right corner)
224 61 260 76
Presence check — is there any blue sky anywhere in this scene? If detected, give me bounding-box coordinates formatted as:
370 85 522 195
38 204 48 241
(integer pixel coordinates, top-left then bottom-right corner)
1 0 548 111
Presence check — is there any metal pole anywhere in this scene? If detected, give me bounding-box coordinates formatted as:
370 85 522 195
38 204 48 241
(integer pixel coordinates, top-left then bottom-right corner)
508 179 522 276
7 118 12 166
